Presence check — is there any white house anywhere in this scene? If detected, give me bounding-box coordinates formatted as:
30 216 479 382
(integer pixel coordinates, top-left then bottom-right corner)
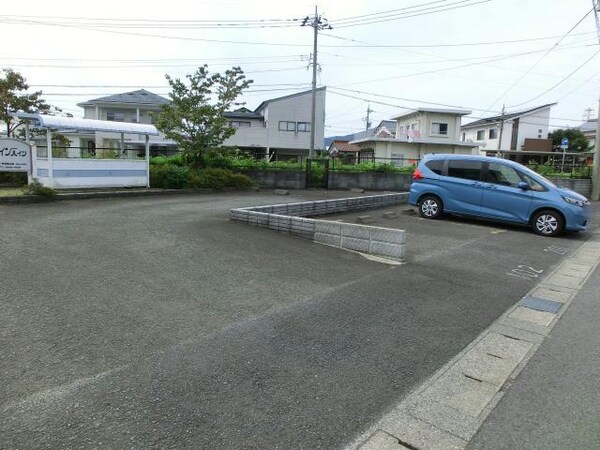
222 87 326 161
77 89 177 156
461 103 555 151
351 108 479 164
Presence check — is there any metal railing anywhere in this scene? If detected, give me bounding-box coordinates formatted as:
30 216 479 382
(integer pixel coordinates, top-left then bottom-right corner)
36 146 181 160
329 156 419 172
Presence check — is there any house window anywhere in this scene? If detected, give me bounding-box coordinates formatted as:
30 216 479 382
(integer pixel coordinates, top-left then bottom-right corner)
106 111 125 122
489 128 498 139
230 121 251 128
279 121 296 131
476 130 486 140
297 122 311 132
431 122 448 135
461 132 466 141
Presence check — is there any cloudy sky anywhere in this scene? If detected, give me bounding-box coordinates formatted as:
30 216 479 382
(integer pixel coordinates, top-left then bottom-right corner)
2 0 599 138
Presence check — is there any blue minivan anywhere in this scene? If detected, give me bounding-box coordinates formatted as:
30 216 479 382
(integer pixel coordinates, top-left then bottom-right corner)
409 155 590 237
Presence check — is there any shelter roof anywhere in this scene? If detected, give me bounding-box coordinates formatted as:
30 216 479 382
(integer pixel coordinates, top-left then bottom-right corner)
13 113 159 136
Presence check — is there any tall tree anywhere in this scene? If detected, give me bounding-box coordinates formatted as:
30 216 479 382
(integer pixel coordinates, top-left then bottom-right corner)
0 68 52 137
156 65 252 168
548 128 591 152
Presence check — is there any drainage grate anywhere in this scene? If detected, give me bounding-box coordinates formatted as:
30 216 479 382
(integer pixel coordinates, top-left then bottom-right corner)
520 296 563 314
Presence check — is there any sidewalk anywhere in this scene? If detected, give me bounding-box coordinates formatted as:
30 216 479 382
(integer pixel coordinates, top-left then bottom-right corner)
468 254 600 449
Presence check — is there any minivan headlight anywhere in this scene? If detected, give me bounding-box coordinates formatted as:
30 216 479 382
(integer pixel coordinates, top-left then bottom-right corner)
562 196 590 207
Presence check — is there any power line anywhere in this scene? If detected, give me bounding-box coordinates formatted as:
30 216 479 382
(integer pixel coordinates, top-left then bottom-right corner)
329 43 597 89
321 30 596 48
479 6 596 116
333 0 491 28
507 49 600 108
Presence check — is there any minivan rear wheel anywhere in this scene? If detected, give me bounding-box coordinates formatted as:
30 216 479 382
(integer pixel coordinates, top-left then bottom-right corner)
531 209 564 237
419 195 443 219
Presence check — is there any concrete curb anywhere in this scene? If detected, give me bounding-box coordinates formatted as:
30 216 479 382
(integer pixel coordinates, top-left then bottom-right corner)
230 193 409 261
0 187 253 204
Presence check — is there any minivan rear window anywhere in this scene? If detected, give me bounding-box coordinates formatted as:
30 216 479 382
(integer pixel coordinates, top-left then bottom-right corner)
425 159 444 175
447 160 482 181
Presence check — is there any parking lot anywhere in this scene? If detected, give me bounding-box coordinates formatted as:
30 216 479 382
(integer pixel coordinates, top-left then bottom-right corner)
1 191 598 449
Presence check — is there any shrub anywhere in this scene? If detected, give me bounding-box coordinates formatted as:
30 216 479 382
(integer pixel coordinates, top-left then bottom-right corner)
150 154 185 166
188 168 255 189
203 149 234 169
150 164 190 189
0 172 28 186
22 179 56 196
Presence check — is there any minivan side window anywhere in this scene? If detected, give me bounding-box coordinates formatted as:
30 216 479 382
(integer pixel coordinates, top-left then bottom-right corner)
519 172 547 192
486 162 522 187
425 159 444 175
447 160 482 181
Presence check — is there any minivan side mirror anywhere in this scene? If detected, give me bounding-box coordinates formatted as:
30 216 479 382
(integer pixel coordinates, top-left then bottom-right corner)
517 181 529 190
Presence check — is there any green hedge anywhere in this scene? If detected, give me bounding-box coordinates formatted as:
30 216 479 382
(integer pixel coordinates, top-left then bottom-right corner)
0 172 28 186
149 164 255 190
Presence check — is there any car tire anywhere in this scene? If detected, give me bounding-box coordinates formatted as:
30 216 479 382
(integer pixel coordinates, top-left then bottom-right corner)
419 195 443 219
531 209 564 237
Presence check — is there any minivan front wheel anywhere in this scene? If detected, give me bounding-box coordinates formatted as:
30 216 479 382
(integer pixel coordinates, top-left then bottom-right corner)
531 209 564 237
419 195 443 219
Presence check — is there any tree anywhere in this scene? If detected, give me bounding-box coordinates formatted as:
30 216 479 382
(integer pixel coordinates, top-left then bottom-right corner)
548 128 591 152
0 68 53 137
156 65 252 168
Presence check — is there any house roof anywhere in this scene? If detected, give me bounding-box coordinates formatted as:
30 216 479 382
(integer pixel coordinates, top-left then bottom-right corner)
254 87 326 113
376 120 397 133
12 113 159 135
78 89 171 107
328 140 360 152
224 110 263 120
579 118 597 133
391 108 471 120
350 136 479 148
461 103 556 129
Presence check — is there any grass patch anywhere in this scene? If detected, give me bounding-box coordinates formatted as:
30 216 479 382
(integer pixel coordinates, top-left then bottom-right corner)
0 188 24 197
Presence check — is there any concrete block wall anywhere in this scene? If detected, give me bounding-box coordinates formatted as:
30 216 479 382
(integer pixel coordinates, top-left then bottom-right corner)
546 178 592 198
230 193 409 260
328 172 413 191
237 169 306 189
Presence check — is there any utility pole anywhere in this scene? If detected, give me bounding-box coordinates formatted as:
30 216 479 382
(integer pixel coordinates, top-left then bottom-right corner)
592 97 600 200
363 105 373 132
302 7 331 159
592 0 600 200
497 103 506 151
583 107 594 121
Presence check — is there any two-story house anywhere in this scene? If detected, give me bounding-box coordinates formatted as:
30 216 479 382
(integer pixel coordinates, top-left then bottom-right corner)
76 89 177 156
222 87 326 161
461 103 555 151
351 108 479 164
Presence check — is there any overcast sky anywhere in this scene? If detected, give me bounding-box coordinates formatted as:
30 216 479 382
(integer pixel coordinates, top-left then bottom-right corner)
2 0 599 138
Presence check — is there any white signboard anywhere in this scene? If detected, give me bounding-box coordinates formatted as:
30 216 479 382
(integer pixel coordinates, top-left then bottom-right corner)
0 138 31 173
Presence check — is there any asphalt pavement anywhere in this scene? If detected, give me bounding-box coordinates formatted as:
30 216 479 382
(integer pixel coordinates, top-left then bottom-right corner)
1 192 598 449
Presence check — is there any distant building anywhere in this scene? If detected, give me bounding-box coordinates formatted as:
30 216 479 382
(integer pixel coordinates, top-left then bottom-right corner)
223 88 326 161
461 103 555 151
327 140 361 162
77 89 177 156
351 108 479 164
578 118 597 149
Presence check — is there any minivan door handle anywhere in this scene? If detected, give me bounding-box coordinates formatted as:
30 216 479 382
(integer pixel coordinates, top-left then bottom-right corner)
471 181 483 187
